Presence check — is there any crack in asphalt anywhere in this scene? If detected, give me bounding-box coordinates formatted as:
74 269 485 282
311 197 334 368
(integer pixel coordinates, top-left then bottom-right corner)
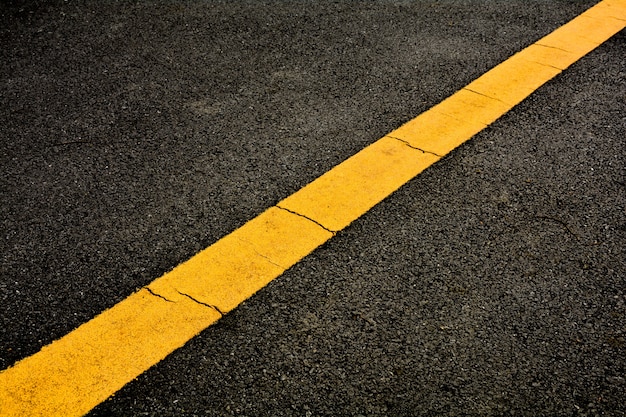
535 214 581 241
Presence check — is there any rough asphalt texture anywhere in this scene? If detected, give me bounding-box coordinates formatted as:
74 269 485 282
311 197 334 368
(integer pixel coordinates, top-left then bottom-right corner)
1 1 624 416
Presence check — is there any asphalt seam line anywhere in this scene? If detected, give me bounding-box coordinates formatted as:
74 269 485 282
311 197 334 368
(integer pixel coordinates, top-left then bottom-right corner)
1 1 624 416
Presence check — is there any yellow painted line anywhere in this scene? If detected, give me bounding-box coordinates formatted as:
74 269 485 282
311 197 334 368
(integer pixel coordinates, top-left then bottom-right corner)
0 291 221 417
147 207 333 313
1 1 624 416
278 137 439 232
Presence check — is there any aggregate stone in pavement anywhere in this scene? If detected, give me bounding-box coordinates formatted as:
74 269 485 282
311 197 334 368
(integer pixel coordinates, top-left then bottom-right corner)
1 0 597 370
1 1 624 416
86 29 625 416
90 30 625 415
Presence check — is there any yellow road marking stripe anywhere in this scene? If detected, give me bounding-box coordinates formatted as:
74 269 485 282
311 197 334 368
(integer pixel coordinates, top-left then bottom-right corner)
1 1 624 416
389 104 490 156
466 55 562 106
0 290 221 417
278 137 440 231
148 207 333 312
519 44 582 71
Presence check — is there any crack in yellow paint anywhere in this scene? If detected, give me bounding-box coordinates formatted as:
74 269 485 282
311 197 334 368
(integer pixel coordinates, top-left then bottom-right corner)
278 136 440 231
0 290 221 417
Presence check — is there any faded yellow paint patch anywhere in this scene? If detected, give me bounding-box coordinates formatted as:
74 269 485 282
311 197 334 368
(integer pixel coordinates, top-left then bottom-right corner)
388 107 485 156
278 137 440 231
0 290 220 417
148 207 332 312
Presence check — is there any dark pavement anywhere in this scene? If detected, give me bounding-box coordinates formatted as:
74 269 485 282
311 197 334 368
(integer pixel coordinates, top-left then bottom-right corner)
1 1 624 415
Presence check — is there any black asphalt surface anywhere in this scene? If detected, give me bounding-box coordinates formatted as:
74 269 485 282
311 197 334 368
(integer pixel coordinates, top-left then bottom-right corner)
1 1 625 416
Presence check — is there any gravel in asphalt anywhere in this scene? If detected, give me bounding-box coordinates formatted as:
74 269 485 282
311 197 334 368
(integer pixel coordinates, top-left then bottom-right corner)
1 1 623 415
